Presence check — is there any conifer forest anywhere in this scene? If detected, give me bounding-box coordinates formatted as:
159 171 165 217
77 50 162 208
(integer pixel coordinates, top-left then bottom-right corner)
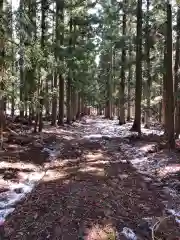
0 0 180 239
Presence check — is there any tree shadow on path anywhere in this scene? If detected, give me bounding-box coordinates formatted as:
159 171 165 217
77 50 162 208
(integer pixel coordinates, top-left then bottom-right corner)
4 134 179 240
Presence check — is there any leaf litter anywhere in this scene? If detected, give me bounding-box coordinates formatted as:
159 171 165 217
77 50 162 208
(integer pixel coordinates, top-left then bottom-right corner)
0 116 180 239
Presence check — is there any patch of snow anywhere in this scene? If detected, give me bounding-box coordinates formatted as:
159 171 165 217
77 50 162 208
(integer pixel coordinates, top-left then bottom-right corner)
0 177 40 225
119 174 129 180
141 127 163 136
131 157 148 164
83 134 105 139
9 182 34 193
0 191 24 209
0 146 57 225
0 208 14 226
42 147 60 161
167 209 180 224
121 227 137 240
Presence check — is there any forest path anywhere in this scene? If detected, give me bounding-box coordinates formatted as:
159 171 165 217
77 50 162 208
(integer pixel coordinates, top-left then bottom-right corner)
2 116 180 239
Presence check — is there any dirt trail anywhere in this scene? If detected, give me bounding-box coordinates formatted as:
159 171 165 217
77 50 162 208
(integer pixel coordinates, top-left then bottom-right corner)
1 117 180 239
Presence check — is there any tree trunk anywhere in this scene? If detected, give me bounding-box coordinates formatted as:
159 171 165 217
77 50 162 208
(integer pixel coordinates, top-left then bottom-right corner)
57 0 64 125
38 0 48 131
45 78 50 118
131 0 142 133
19 0 25 118
58 74 64 125
174 7 180 138
119 1 127 125
66 76 72 124
162 45 167 130
164 2 175 148
127 64 132 122
105 49 112 119
51 72 57 125
66 16 73 124
144 0 151 128
0 0 5 147
10 1 15 118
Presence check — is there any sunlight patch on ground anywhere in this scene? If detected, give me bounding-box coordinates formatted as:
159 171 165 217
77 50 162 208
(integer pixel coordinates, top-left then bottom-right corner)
86 152 104 161
0 161 38 171
139 143 156 152
158 165 180 177
141 127 163 136
62 135 75 140
87 160 109 166
43 170 68 182
83 134 106 139
79 166 105 176
84 223 116 240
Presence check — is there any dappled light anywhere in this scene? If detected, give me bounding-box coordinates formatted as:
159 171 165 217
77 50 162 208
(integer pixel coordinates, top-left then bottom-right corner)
159 164 180 177
1 116 179 239
1 0 180 238
0 161 38 172
42 170 68 182
84 223 116 240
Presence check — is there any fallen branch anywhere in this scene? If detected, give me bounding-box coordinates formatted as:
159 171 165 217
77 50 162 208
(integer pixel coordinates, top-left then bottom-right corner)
6 127 19 136
152 215 173 240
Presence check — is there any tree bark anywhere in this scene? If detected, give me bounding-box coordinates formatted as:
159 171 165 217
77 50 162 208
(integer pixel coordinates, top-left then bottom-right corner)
66 16 73 124
19 0 25 118
164 2 175 148
174 7 180 138
119 1 127 125
57 0 64 125
144 0 151 128
131 0 142 133
0 0 5 148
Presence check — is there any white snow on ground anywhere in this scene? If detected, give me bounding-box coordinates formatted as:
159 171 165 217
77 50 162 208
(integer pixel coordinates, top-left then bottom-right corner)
0 147 58 226
168 209 180 224
121 227 137 240
83 118 163 140
0 172 44 226
0 117 179 229
82 117 180 226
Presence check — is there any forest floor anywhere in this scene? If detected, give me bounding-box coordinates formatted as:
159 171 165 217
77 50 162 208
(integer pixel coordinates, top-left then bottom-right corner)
0 116 180 240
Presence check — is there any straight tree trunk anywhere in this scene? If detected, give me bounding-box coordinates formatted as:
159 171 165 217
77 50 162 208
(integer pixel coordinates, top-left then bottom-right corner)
144 0 151 128
58 0 64 125
19 0 25 118
10 1 15 117
0 0 5 147
127 58 132 121
76 92 81 119
37 0 48 131
66 16 73 124
51 72 57 125
119 1 127 125
45 78 50 117
58 74 64 125
174 7 180 137
165 2 175 148
162 46 167 130
66 76 72 124
105 48 112 119
52 0 62 126
131 0 143 133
